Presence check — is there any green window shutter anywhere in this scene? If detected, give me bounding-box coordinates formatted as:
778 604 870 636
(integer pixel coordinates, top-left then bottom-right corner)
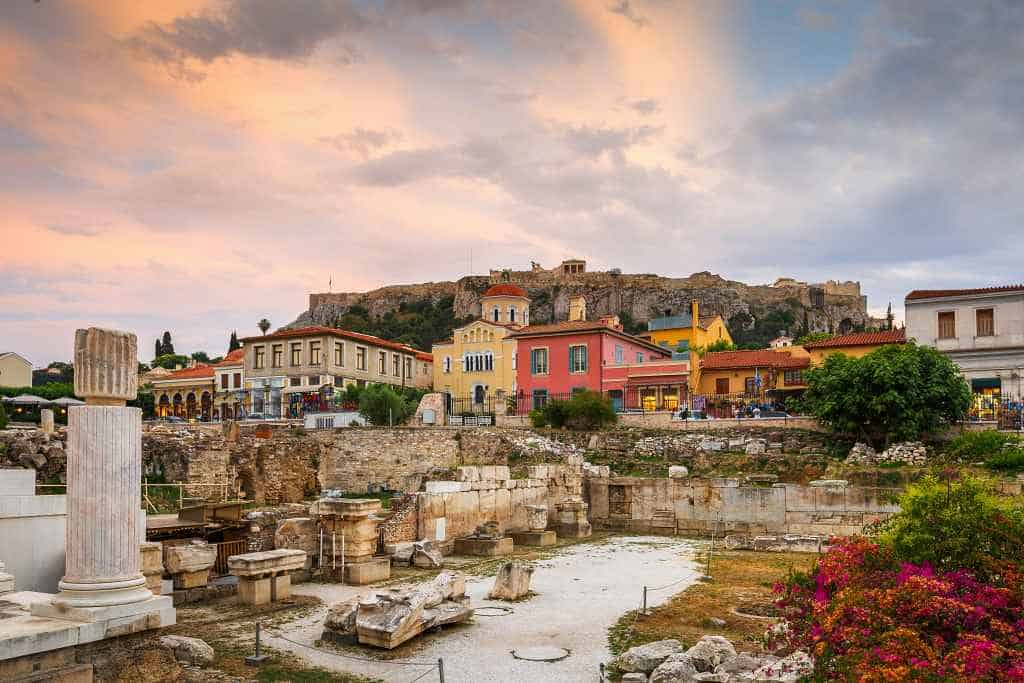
530 350 536 374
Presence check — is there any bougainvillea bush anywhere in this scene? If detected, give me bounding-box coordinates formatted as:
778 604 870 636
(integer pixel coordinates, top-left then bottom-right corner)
776 477 1024 681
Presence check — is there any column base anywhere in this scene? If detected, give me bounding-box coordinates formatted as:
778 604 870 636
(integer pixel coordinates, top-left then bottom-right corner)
53 576 154 609
31 594 173 625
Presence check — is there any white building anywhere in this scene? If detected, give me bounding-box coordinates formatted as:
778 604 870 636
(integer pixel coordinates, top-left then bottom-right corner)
905 285 1024 412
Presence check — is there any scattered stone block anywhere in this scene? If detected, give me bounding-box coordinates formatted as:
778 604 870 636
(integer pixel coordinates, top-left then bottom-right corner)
164 541 217 590
621 674 648 682
651 654 699 682
619 639 684 674
751 651 813 681
238 576 271 606
685 635 737 672
525 504 548 531
555 498 592 539
228 548 306 605
323 598 359 640
351 571 472 649
745 441 766 455
0 560 14 594
488 561 533 600
160 635 214 667
510 530 557 547
140 542 164 595
411 540 443 568
453 536 513 557
344 557 392 585
668 465 689 479
274 517 318 556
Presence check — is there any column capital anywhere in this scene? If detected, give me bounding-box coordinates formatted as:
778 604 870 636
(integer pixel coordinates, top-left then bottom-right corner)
74 327 138 405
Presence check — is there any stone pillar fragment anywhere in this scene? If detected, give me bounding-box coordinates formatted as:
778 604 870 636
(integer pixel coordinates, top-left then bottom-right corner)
55 328 152 607
40 408 55 434
0 559 14 593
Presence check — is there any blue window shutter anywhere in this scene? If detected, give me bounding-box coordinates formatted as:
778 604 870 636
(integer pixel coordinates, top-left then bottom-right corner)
583 345 588 371
530 350 536 374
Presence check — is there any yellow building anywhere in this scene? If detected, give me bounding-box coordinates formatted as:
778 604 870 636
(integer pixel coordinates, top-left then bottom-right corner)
802 329 906 366
0 352 32 388
641 300 732 353
432 283 528 404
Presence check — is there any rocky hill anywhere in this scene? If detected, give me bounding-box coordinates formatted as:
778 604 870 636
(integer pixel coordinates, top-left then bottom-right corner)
286 263 883 349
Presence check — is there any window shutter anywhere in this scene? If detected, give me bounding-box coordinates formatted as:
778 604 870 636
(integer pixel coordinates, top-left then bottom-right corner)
531 350 536 374
582 345 588 371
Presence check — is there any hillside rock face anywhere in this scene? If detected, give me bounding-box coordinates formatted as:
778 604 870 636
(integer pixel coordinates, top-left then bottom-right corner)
290 267 878 340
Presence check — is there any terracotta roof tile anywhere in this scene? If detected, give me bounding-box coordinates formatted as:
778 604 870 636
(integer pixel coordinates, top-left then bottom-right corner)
215 348 245 366
161 364 215 380
509 320 670 355
906 285 1024 301
240 326 426 356
701 350 809 370
482 283 528 298
803 329 906 349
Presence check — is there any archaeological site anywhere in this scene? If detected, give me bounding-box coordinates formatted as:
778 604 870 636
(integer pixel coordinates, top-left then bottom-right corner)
2 327 1023 682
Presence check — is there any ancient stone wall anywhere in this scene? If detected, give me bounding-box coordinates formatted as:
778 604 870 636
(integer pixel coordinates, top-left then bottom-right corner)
586 475 899 537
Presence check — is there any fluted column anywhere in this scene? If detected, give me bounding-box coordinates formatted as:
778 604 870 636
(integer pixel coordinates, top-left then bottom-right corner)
53 328 151 607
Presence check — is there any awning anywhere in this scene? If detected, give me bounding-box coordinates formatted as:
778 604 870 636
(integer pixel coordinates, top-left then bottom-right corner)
971 378 1001 391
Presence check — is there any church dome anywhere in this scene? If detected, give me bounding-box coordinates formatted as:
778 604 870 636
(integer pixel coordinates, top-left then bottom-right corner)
482 283 528 298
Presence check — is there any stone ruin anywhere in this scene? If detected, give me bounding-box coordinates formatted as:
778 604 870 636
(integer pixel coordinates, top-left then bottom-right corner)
316 497 392 584
846 441 929 466
322 571 472 649
616 634 813 682
453 520 514 556
510 503 557 547
1 327 175 679
488 561 534 601
555 497 592 538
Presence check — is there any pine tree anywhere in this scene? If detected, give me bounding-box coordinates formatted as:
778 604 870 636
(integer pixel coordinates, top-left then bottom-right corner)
154 338 162 360
228 331 240 352
161 331 174 355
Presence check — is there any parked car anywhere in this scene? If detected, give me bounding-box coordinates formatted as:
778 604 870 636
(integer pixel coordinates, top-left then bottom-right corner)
245 413 265 421
156 415 185 423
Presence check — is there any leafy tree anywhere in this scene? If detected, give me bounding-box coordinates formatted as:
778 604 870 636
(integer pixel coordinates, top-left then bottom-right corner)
0 383 76 400
228 331 241 352
877 475 1024 581
332 296 472 351
191 351 211 363
616 310 646 336
151 353 191 370
160 331 174 355
358 384 412 426
692 339 736 356
729 304 799 348
529 392 616 430
795 331 833 345
258 319 271 335
802 342 970 447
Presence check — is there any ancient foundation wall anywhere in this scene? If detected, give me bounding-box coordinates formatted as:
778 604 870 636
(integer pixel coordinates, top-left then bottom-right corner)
586 475 899 537
497 414 823 431
0 469 67 592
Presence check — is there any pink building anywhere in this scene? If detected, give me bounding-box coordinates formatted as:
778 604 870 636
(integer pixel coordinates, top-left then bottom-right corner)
509 315 688 412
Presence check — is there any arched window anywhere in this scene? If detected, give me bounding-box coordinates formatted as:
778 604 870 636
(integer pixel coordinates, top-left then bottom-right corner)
485 351 494 371
523 308 529 325
492 307 500 322
509 306 517 323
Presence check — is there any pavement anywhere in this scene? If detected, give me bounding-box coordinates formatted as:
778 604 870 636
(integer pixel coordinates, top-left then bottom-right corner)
263 535 699 683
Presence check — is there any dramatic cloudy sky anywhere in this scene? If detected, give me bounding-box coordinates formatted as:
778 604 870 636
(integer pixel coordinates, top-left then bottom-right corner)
2 0 1023 365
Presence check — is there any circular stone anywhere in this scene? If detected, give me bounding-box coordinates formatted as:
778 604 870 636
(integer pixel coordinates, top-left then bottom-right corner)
475 606 514 617
512 646 571 662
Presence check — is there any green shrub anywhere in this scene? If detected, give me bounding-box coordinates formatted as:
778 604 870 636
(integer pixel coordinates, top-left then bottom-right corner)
564 390 617 430
358 384 412 426
0 402 7 430
876 475 1024 580
528 408 548 428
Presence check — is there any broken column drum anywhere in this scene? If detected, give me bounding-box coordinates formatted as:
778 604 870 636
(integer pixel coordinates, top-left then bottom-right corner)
55 328 153 607
318 498 391 584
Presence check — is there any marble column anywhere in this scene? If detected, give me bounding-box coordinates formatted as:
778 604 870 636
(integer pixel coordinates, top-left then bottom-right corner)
54 328 152 608
40 408 55 434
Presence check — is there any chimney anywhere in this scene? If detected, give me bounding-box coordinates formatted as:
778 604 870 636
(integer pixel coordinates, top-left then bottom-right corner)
568 295 587 322
691 299 699 327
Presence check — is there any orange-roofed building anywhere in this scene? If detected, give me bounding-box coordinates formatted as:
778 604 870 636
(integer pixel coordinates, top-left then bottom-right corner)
150 361 215 420
239 326 432 418
802 329 906 365
695 349 810 399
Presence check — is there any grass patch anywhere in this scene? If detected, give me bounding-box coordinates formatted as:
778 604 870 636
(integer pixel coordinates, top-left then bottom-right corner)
607 548 816 660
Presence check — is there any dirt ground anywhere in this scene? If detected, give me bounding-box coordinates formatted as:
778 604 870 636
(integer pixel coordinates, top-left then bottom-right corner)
607 548 818 658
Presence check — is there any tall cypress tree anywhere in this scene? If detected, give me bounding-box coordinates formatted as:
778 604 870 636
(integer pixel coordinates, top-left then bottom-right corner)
161 331 174 355
228 331 240 352
154 338 162 360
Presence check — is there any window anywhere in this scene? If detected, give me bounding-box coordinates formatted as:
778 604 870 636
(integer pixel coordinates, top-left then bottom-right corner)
233 373 241 388
310 341 321 365
715 377 729 394
615 345 623 364
531 348 549 375
569 344 588 373
221 374 229 389
290 342 302 366
744 377 759 395
254 346 265 369
636 352 643 364
356 346 367 371
443 356 451 373
509 306 517 323
404 357 412 379
523 309 529 325
532 389 548 408
272 344 283 368
938 311 955 339
378 351 387 374
422 362 428 375
492 307 500 322
571 386 586 397
976 308 994 337
512 350 517 370
308 375 321 386
289 377 301 387
784 370 803 385
334 376 344 387
334 342 344 366
484 351 494 371
391 354 399 377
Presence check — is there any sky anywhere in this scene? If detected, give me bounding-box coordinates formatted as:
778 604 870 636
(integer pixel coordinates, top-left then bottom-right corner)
2 0 1023 366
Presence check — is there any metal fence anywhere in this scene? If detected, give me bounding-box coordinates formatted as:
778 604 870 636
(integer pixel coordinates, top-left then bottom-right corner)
446 395 496 416
971 399 1024 429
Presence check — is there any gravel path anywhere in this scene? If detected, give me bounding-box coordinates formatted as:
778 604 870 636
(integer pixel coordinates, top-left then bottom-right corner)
264 535 699 683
